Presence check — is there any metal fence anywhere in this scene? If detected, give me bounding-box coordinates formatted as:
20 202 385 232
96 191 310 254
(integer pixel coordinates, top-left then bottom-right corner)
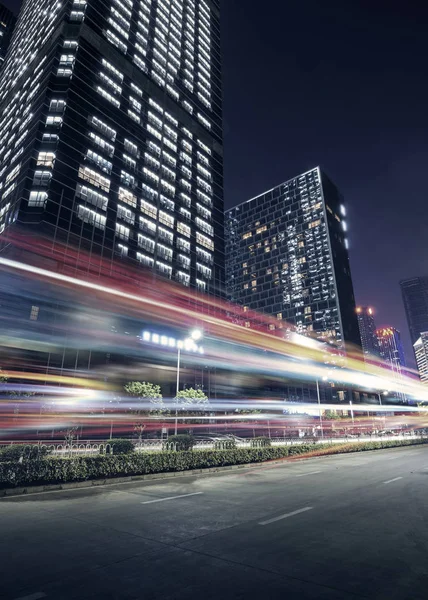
0 432 424 459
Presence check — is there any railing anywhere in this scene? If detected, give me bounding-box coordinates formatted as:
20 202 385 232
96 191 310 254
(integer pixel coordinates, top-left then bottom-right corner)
0 433 425 460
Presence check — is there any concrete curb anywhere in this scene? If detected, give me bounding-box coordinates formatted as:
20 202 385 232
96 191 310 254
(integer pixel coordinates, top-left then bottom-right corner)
0 459 289 498
1 441 426 499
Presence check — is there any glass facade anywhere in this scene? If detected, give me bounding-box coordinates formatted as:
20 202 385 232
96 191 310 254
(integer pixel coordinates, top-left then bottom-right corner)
400 276 428 346
356 306 380 359
0 0 224 296
225 167 360 348
414 332 428 385
0 3 16 69
376 327 405 369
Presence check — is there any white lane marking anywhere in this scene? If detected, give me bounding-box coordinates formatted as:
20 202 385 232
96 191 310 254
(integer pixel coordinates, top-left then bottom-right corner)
14 593 47 600
259 506 313 526
383 477 403 484
141 492 203 504
296 471 322 477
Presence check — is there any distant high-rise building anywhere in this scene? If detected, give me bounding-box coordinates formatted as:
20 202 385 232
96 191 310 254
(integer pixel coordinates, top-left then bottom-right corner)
414 332 428 385
225 167 361 348
356 306 380 359
376 327 406 372
0 0 224 296
0 3 16 69
400 277 428 346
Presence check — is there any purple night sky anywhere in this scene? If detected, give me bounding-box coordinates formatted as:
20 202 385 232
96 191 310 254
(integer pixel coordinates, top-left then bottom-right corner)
4 0 428 364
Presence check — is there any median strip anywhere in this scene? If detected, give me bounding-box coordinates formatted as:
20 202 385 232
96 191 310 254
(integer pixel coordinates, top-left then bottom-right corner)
259 506 313 525
141 492 203 504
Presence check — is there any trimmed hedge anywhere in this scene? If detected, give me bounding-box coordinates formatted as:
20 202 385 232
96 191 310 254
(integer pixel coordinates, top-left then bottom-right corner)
102 439 135 455
0 438 426 489
0 444 53 462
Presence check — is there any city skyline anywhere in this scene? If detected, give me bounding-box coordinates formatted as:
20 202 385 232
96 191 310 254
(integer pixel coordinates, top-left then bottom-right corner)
3 0 427 367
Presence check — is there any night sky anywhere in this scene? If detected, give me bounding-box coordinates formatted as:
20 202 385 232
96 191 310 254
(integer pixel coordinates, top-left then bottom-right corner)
4 0 428 364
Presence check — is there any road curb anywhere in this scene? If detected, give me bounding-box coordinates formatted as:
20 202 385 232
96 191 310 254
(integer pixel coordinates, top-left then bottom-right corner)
0 459 288 498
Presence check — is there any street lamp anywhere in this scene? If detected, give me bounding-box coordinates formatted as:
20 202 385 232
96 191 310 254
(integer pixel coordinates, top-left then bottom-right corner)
377 390 388 429
175 329 204 434
316 379 325 439
141 328 204 436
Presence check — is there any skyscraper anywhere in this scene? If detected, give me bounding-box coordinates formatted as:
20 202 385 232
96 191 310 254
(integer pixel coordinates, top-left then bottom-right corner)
356 306 380 359
0 0 224 295
225 167 361 348
376 326 406 372
400 277 428 346
0 3 16 69
414 332 428 385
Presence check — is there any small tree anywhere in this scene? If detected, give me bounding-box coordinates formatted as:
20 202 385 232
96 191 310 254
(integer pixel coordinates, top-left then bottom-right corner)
124 381 165 414
64 426 79 447
175 387 208 406
125 381 166 440
134 422 146 445
175 388 209 431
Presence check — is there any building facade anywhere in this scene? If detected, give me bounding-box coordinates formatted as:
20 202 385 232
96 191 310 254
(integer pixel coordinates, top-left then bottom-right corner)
400 276 428 346
376 326 405 372
225 167 361 348
0 3 16 69
356 306 380 359
0 0 224 296
414 332 428 385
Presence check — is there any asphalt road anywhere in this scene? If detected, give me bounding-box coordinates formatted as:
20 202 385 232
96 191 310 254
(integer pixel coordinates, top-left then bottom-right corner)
1 445 428 600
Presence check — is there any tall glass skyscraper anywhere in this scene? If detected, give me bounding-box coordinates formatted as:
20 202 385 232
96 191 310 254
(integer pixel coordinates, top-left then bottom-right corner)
225 167 361 349
0 0 224 295
0 3 16 69
400 276 428 346
356 306 380 360
414 332 428 385
376 327 406 403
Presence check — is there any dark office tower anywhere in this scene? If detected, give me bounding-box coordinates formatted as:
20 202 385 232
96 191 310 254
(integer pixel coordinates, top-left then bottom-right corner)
0 0 224 296
225 167 361 349
400 277 428 346
356 306 380 359
0 3 16 69
376 327 406 371
414 332 428 385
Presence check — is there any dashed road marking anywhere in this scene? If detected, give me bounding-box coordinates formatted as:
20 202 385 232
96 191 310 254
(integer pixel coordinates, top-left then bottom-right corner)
296 471 322 477
383 477 403 485
141 492 203 504
259 506 313 526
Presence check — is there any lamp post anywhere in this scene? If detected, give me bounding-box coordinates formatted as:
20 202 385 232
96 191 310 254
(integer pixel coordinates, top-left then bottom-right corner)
377 391 388 429
316 379 325 439
175 329 203 435
141 328 204 436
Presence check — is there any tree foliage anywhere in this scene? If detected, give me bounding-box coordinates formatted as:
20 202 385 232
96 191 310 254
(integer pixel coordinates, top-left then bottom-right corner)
175 387 208 405
124 381 166 414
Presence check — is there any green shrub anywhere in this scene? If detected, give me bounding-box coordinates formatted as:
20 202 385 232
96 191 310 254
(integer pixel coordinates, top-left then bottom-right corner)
0 444 53 462
0 437 427 489
250 437 271 448
167 434 195 451
101 439 134 455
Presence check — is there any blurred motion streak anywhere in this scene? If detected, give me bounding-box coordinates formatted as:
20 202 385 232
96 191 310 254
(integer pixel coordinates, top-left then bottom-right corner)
0 233 427 440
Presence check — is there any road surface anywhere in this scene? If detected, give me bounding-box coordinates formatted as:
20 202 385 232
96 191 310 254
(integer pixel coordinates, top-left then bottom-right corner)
1 445 427 600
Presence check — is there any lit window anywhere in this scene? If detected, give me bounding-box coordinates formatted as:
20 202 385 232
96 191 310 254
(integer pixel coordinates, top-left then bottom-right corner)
28 191 48 207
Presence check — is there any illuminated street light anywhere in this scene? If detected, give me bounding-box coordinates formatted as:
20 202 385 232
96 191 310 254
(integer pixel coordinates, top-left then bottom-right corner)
190 328 203 342
141 329 205 435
